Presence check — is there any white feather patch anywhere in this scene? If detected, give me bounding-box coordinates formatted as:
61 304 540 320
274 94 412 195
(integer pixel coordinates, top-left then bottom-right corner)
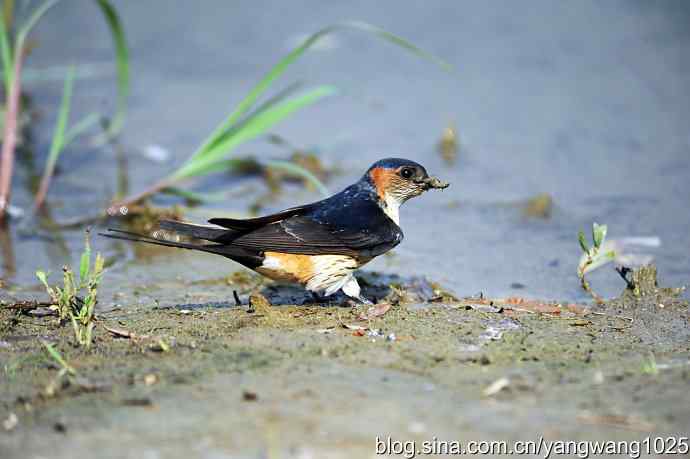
382 193 401 225
305 255 358 296
262 255 283 271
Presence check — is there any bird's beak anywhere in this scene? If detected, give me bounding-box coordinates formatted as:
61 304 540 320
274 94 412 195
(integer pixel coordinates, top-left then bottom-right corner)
418 176 449 190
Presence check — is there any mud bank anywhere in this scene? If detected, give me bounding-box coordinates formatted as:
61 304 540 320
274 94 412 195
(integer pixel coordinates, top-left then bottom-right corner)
1 270 688 458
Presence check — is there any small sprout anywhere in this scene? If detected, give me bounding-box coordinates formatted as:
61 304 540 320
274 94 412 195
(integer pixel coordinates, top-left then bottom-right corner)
41 341 76 377
640 354 659 376
577 222 616 304
592 222 607 248
35 231 105 348
578 231 589 253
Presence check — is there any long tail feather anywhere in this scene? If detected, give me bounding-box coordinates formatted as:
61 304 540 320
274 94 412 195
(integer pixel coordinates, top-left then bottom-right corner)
159 219 232 242
99 228 264 269
100 228 217 253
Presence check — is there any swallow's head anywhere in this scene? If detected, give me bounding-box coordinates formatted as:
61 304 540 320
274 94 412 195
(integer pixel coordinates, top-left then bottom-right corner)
365 158 449 205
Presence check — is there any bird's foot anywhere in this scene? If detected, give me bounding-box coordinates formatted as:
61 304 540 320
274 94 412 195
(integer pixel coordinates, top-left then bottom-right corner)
308 291 334 306
355 294 373 306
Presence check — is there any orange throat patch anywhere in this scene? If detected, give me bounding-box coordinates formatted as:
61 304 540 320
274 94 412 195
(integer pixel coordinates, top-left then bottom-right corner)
369 167 394 201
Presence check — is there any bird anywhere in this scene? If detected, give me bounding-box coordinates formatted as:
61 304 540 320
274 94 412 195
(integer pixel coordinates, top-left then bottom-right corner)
101 158 449 305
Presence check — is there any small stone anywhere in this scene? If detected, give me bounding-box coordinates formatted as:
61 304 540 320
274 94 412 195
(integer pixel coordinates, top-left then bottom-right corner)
242 390 258 401
522 193 553 218
2 413 18 431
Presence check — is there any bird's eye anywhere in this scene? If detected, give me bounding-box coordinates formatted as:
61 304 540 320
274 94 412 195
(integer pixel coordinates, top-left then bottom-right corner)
400 168 414 179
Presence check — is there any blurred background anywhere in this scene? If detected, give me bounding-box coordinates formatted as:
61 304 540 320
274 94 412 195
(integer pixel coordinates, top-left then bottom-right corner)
2 0 689 301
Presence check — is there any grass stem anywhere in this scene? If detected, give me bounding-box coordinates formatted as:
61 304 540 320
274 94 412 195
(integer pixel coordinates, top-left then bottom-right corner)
0 49 23 221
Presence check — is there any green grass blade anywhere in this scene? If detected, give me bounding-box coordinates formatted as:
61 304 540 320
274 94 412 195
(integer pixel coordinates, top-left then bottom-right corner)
344 21 454 73
64 112 101 146
14 0 59 54
46 66 75 174
171 86 336 180
263 159 329 197
170 158 251 181
41 341 76 375
198 82 303 160
33 66 75 208
93 0 129 142
0 9 12 96
189 21 453 163
79 232 92 285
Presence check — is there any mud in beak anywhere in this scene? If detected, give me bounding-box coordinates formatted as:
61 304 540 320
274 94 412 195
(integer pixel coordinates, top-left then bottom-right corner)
418 176 449 190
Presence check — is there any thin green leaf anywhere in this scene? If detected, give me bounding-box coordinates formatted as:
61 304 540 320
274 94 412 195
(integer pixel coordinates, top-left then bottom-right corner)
41 341 76 375
578 230 589 253
582 253 614 275
345 21 454 73
36 270 49 289
263 159 329 197
48 66 76 167
14 0 59 55
93 252 105 279
171 158 253 181
189 21 454 163
33 66 75 208
171 86 336 180
93 0 129 142
79 233 91 285
0 9 12 96
63 112 101 146
592 222 607 249
198 82 303 159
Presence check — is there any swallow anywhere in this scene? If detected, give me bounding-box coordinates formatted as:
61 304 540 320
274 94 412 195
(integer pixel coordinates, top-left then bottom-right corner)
101 158 449 305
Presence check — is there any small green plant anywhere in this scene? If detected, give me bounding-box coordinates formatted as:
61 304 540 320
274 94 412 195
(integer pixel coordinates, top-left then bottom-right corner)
41 340 77 397
36 231 105 348
41 341 76 376
110 21 453 211
577 222 616 303
640 353 659 376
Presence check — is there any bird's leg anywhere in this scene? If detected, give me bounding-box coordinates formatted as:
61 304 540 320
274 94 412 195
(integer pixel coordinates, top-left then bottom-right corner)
309 291 331 304
341 276 373 305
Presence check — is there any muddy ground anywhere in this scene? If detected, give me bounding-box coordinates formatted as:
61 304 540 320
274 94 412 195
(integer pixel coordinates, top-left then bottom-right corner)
1 268 688 458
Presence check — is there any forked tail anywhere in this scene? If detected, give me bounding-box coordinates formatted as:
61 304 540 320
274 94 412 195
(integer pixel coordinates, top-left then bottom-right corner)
99 228 264 269
99 228 217 252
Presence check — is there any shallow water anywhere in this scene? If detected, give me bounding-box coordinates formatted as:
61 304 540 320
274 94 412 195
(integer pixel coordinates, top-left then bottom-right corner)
4 1 690 300
2 3 690 455
2 0 689 303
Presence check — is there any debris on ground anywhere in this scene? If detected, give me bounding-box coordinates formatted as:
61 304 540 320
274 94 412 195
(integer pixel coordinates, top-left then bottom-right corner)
437 124 458 164
357 302 391 321
248 293 272 314
521 193 553 218
2 413 18 431
482 377 510 397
